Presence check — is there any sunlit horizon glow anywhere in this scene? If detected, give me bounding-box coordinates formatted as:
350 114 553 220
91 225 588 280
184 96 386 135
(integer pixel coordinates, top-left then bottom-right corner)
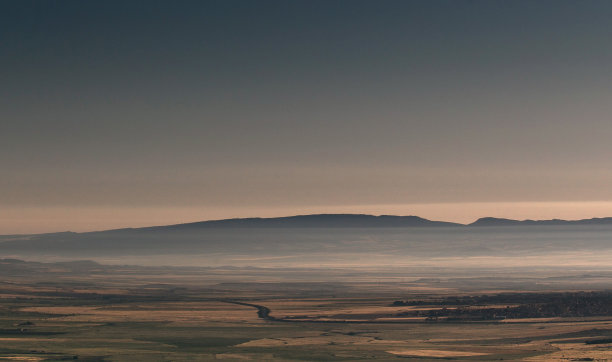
2 1 612 234
4 202 612 234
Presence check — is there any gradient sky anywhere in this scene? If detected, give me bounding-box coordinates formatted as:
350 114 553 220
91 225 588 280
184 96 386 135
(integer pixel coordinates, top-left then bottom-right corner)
2 0 612 233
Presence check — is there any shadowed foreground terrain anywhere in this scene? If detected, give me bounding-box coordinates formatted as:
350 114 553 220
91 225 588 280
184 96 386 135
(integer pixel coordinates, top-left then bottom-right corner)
1 259 611 361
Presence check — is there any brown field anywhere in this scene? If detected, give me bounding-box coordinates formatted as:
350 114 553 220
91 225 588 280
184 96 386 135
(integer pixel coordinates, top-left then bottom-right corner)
1 259 611 361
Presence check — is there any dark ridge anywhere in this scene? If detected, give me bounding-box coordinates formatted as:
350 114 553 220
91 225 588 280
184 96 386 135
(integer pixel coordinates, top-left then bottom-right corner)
104 214 612 233
469 216 612 227
468 217 523 226
4 214 612 237
130 214 461 231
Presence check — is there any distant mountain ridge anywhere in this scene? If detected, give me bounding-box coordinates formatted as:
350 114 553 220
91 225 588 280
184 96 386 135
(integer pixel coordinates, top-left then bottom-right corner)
2 213 612 263
130 214 461 231
4 214 612 237
469 216 612 226
131 214 612 231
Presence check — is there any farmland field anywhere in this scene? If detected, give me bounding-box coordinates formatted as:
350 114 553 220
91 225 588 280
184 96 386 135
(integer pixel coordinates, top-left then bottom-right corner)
1 259 611 361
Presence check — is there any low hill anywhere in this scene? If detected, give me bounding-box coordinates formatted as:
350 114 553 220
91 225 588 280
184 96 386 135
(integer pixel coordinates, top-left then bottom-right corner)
469 217 612 226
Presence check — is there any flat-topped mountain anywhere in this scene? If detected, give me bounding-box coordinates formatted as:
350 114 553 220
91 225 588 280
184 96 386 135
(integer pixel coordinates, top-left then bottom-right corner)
120 214 612 232
130 214 461 231
1 213 612 266
4 214 612 238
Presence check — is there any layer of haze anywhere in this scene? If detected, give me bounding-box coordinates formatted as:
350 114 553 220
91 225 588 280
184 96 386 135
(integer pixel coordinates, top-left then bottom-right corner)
2 1 612 233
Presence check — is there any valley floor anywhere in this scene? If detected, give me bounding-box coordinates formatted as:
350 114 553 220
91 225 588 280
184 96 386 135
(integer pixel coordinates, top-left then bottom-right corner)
1 259 611 361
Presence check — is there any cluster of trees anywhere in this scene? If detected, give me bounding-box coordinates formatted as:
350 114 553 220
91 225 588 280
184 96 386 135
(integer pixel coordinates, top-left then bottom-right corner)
393 292 612 320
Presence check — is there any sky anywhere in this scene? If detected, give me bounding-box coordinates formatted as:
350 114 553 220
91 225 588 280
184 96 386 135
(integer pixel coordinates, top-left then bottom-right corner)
2 0 612 233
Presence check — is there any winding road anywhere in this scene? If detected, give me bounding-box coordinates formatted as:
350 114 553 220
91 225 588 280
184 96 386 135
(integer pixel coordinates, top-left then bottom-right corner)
221 300 278 321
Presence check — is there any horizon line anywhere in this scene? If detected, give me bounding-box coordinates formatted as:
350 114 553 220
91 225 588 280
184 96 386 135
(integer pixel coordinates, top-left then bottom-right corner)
6 213 612 236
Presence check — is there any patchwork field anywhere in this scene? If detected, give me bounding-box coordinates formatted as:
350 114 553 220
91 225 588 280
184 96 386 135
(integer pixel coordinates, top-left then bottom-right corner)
1 259 611 361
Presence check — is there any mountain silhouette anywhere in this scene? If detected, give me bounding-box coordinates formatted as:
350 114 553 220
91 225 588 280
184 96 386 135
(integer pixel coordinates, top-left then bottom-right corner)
2 214 612 263
4 214 612 238
469 217 612 226
126 214 461 231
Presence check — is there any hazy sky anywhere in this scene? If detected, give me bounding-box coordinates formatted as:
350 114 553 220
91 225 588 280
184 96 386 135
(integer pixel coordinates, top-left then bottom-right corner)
2 1 612 233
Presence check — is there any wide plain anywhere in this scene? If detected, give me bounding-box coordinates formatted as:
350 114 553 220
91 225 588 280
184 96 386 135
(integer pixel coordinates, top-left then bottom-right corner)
1 259 611 361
